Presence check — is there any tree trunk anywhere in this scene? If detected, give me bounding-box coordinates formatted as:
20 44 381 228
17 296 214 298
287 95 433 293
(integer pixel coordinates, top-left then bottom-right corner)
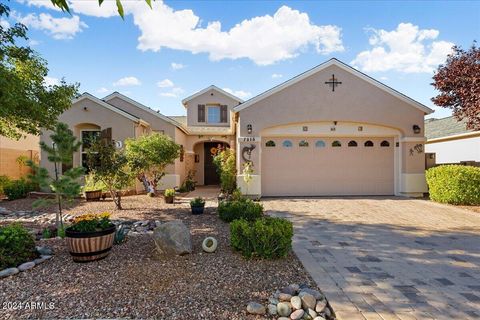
138 174 149 192
111 190 122 210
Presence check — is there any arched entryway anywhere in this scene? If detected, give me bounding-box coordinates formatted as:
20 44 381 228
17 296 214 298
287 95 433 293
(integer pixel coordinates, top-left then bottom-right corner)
192 140 230 185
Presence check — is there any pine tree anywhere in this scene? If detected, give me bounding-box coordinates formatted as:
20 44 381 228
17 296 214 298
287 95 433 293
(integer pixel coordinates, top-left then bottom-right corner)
28 123 84 233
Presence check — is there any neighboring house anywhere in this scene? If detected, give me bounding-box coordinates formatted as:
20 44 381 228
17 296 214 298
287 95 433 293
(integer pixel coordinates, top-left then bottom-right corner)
0 134 39 179
40 58 431 197
425 116 480 165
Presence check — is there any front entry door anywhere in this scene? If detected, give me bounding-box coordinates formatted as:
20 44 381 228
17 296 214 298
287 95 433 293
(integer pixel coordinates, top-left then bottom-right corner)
204 142 223 185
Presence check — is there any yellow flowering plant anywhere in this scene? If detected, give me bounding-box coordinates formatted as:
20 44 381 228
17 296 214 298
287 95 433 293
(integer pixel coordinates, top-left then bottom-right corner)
70 212 113 233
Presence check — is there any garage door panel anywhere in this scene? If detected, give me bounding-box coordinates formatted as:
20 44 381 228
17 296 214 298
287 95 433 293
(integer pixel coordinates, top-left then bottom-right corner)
261 137 394 196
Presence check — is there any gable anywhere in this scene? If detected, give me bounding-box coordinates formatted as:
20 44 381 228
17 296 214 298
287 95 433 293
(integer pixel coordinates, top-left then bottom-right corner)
234 59 433 115
103 92 186 134
181 85 243 106
237 62 428 137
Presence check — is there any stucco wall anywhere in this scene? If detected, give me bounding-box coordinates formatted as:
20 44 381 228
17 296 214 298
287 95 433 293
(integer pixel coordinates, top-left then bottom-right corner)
40 98 137 176
425 136 480 163
184 89 240 127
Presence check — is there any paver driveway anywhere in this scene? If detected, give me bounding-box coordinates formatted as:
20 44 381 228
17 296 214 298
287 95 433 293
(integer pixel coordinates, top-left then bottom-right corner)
263 197 480 320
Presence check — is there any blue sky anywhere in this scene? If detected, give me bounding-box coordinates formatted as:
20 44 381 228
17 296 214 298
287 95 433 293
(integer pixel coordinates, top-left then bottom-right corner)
4 0 480 118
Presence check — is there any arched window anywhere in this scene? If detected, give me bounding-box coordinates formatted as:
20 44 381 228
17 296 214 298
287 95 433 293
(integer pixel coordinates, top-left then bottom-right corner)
332 140 342 147
348 140 358 147
282 140 293 148
299 140 309 147
364 140 374 147
380 140 390 147
315 140 326 148
265 140 276 147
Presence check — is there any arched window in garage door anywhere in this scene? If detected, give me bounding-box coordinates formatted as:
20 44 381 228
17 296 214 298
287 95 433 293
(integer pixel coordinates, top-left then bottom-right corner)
299 140 309 147
380 140 390 147
282 140 293 148
348 140 358 147
315 140 326 148
332 140 342 147
265 140 276 147
364 140 374 147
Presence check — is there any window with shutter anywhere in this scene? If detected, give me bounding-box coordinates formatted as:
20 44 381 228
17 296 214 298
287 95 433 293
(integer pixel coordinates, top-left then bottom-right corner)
220 105 228 123
198 104 205 122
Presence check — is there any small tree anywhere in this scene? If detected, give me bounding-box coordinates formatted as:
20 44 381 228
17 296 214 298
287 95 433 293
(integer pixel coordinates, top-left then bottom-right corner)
28 123 84 231
125 133 180 192
213 148 237 194
432 42 480 130
87 140 133 210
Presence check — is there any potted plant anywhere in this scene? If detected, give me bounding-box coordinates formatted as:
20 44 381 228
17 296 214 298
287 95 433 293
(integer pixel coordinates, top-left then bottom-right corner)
83 174 105 201
65 212 116 262
164 188 175 204
190 197 205 214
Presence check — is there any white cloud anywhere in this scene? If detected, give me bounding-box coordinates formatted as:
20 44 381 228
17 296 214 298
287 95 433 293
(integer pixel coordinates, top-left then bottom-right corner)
69 0 119 18
271 73 283 79
132 4 344 65
0 19 10 29
44 76 60 86
157 79 174 88
97 87 109 94
222 88 252 100
63 1 343 65
160 86 184 98
14 12 87 40
171 62 186 70
351 23 454 73
17 0 62 11
113 76 141 87
28 39 40 46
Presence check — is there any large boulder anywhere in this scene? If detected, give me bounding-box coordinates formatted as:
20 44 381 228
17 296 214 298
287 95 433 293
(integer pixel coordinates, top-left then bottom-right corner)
153 220 192 256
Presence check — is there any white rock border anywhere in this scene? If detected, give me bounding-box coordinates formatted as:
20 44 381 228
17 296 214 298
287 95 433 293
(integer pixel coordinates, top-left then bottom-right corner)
0 255 52 280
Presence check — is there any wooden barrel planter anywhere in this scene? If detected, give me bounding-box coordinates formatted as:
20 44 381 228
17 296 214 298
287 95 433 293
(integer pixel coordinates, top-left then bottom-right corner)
85 190 102 201
65 225 116 262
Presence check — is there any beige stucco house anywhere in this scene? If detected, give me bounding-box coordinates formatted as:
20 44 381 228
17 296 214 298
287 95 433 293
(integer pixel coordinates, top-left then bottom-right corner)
40 58 431 197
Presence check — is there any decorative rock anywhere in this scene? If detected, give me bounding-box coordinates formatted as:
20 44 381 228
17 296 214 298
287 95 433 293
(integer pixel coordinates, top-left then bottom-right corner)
269 297 279 305
301 293 316 310
246 302 266 315
290 309 305 320
281 285 297 295
277 302 292 317
290 283 300 292
0 268 19 278
18 261 35 271
300 288 324 300
153 220 192 256
201 237 218 253
291 296 302 310
279 292 292 301
267 303 277 315
324 307 332 318
278 318 290 320
313 317 326 320
41 255 52 260
315 299 327 313
33 257 46 265
36 246 53 256
307 308 317 319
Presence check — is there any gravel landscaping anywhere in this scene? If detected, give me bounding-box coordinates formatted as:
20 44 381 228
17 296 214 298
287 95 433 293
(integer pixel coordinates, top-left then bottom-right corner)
0 194 321 319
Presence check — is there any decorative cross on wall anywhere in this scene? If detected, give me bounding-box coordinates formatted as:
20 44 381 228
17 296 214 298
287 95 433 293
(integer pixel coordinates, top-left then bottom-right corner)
325 74 342 92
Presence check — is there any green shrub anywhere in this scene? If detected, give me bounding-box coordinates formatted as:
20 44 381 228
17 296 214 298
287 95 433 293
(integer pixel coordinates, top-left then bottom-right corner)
3 179 36 200
0 175 11 195
426 165 480 205
230 217 293 259
190 197 205 207
0 223 38 269
218 198 263 222
213 148 236 194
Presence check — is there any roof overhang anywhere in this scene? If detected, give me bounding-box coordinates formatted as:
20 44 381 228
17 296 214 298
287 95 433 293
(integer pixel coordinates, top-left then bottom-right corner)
181 85 244 107
72 93 150 126
233 58 434 115
103 92 188 133
426 131 480 144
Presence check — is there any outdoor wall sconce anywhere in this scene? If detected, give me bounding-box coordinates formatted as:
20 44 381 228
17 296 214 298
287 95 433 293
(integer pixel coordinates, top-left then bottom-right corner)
83 106 88 111
333 121 338 125
413 125 421 134
303 126 308 132
247 124 252 134
358 126 363 131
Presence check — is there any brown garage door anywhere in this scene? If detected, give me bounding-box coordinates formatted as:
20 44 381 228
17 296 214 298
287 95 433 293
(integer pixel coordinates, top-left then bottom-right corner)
261 137 394 196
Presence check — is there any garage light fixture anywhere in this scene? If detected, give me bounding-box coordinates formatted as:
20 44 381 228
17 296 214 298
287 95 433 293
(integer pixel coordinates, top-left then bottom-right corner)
247 124 252 134
413 125 421 134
